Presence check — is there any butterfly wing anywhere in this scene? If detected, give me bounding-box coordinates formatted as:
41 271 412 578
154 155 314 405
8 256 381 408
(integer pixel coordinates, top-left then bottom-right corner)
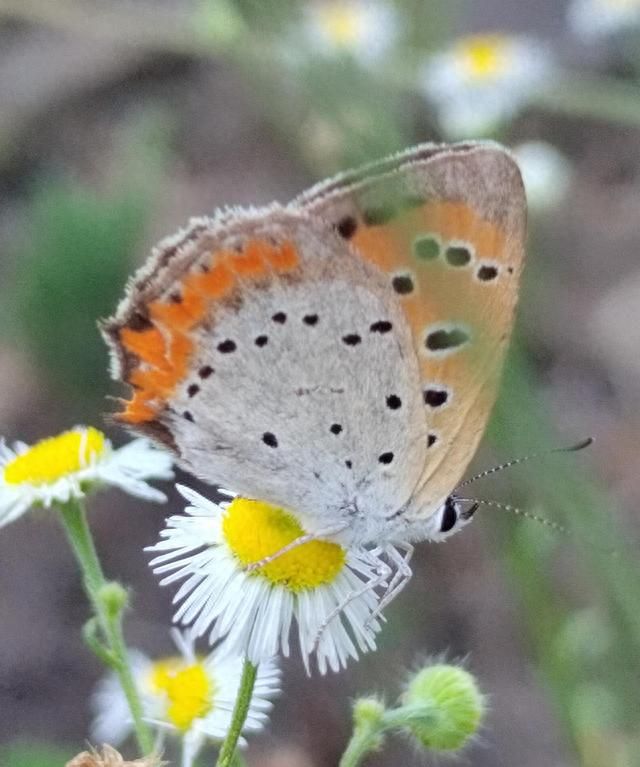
102 207 429 537
295 141 526 518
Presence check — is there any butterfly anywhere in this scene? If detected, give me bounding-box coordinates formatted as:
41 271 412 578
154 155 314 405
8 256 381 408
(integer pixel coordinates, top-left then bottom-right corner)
103 141 525 574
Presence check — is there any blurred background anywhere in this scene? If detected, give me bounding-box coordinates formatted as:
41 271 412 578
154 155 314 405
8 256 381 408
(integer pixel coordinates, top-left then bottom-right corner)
1 1 640 765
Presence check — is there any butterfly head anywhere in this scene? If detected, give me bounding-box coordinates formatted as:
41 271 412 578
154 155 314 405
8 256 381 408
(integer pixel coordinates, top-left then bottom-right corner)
428 495 478 542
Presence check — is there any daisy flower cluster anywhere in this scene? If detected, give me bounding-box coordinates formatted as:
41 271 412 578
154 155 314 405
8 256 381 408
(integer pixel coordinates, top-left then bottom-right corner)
288 1 640 214
1 424 397 763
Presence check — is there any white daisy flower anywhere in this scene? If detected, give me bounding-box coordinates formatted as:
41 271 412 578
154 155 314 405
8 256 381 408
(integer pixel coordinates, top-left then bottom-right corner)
302 0 400 64
0 426 174 527
513 141 572 213
421 34 553 138
148 485 388 674
568 0 640 39
91 630 280 767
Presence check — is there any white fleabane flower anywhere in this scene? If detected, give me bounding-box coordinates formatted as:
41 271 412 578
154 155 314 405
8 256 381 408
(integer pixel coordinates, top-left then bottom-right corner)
303 0 399 64
513 141 572 212
91 630 280 767
568 0 640 39
421 34 552 138
148 485 389 674
0 426 173 527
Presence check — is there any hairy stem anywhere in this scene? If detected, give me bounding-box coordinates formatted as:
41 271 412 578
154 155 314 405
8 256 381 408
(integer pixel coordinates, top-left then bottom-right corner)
215 659 257 767
59 498 153 755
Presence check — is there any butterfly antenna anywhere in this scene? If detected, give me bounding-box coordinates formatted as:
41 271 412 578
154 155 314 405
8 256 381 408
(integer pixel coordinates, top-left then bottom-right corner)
455 437 593 491
455 497 569 536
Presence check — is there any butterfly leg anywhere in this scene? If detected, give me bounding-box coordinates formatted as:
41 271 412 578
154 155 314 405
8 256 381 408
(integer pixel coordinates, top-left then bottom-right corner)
244 522 349 573
312 552 392 651
367 543 414 622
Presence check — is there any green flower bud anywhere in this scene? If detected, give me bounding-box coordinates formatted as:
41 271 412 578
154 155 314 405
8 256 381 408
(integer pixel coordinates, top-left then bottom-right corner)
401 664 485 751
353 697 386 730
98 581 129 618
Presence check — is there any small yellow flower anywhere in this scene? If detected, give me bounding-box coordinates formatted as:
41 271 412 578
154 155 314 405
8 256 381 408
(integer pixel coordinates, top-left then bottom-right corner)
421 34 552 138
92 631 280 766
148 485 391 673
455 34 512 79
0 426 173 527
303 0 399 64
154 661 213 732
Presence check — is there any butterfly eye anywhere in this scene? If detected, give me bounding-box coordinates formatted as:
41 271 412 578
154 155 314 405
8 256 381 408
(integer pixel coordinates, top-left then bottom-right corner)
439 498 458 533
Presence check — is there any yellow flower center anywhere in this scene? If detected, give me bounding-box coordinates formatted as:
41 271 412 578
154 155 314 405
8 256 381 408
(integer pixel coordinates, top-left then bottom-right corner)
456 35 511 80
222 498 346 591
317 4 363 46
150 658 213 732
3 427 107 486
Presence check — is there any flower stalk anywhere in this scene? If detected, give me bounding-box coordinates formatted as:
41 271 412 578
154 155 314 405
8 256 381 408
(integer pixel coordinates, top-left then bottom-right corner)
339 698 386 767
59 497 154 755
215 659 258 767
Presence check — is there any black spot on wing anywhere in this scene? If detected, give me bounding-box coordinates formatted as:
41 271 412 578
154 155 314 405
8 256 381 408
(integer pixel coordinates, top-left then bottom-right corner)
336 216 357 239
392 274 415 295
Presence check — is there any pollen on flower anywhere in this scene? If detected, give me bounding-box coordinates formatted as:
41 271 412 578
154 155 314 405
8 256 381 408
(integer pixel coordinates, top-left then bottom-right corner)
3 427 107 486
150 659 213 731
222 498 346 591
456 35 509 79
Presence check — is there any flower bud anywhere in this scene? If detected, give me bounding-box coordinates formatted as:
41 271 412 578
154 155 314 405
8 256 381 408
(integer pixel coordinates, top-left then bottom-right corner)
353 696 386 730
401 664 485 751
98 582 129 618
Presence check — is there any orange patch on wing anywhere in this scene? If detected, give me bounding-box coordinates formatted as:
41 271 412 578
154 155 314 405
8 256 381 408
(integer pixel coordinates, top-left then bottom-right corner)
120 327 167 369
117 238 300 424
123 395 157 423
424 202 506 262
351 224 401 273
150 300 197 332
352 201 507 270
130 366 177 397
186 260 235 298
231 243 266 276
267 240 299 271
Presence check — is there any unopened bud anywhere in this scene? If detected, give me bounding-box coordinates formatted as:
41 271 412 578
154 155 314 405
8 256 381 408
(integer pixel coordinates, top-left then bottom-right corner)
98 582 129 618
402 664 485 751
353 696 385 730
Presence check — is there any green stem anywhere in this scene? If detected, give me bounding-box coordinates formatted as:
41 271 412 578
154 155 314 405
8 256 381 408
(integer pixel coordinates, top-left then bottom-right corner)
216 659 258 767
339 704 439 767
339 722 381 767
59 498 154 755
